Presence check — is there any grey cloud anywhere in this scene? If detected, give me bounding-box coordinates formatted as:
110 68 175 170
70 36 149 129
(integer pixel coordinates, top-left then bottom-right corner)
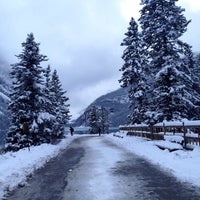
0 0 199 119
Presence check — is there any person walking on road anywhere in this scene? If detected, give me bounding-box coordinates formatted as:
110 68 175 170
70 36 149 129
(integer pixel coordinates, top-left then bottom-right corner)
98 127 101 136
70 127 74 136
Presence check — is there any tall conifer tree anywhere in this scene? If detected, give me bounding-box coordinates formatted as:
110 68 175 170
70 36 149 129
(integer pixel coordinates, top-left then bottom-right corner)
41 65 56 142
139 0 199 123
6 33 48 151
98 107 109 134
119 17 148 124
88 105 99 134
50 70 70 138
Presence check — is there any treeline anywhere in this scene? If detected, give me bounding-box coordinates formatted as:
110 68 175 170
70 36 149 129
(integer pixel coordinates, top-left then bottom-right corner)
81 105 109 134
119 0 200 125
6 33 70 151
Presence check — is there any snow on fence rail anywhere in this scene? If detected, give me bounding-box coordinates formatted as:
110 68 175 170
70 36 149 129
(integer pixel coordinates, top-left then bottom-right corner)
119 120 200 147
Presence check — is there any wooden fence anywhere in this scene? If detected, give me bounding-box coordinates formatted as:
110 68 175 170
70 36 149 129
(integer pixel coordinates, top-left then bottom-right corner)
119 121 200 147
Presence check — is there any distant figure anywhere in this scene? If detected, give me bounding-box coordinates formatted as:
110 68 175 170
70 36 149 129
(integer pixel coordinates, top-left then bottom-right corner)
70 127 74 136
98 127 101 136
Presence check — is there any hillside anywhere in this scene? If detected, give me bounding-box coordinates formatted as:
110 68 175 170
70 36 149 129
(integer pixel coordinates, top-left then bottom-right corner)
74 87 130 127
0 61 11 145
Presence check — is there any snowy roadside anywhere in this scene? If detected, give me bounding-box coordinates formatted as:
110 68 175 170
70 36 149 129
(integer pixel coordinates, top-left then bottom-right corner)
1 133 200 199
0 136 77 199
105 132 200 187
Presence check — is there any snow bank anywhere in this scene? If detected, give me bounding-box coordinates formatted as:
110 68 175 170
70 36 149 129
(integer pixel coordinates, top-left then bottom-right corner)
107 132 200 187
155 119 200 127
0 136 76 199
1 133 200 198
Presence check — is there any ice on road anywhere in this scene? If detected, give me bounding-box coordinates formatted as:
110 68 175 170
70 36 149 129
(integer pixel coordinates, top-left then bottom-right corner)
7 136 200 200
63 137 128 200
63 136 200 200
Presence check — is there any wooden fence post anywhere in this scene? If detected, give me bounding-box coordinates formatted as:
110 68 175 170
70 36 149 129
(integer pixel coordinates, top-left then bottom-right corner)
183 122 187 148
163 123 166 135
150 125 154 140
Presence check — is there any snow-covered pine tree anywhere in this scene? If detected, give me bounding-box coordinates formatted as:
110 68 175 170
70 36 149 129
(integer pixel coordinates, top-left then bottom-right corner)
44 65 51 90
98 107 109 134
119 18 143 88
88 105 110 134
189 51 200 83
192 53 200 87
139 0 200 123
6 33 48 151
88 105 99 134
139 0 190 73
180 43 200 119
119 17 148 124
189 52 200 119
50 70 70 139
41 65 56 142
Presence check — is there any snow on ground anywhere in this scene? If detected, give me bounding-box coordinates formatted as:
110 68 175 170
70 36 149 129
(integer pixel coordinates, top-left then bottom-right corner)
0 136 76 199
155 119 200 126
1 132 200 198
106 132 200 187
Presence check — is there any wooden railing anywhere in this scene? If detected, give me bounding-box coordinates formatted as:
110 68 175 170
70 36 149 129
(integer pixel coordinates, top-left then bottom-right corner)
119 121 200 147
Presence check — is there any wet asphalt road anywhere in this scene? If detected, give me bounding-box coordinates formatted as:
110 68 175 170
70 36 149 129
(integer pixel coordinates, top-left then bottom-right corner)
6 136 200 200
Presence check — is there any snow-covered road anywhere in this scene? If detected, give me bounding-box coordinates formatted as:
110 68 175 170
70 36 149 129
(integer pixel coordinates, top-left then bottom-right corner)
6 136 200 200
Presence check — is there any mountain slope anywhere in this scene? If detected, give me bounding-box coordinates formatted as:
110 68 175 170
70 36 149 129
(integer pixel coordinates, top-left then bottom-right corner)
0 62 11 145
74 88 130 127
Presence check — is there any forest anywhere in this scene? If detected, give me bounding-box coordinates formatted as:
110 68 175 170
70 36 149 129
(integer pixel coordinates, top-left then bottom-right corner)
119 0 200 125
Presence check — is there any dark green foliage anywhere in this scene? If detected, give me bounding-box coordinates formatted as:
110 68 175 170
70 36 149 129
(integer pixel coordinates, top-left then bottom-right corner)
5 33 71 151
50 70 70 138
139 0 200 123
88 105 109 134
119 0 200 125
6 33 48 151
119 17 149 124
98 107 109 134
88 105 99 134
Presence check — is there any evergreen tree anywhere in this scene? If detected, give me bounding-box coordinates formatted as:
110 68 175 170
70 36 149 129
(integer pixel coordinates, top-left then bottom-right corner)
6 33 48 151
139 0 190 72
119 18 144 87
50 70 70 139
128 79 149 124
139 0 199 123
88 105 99 134
88 105 110 134
98 107 109 134
119 17 148 124
192 54 200 98
41 65 56 142
44 65 51 90
190 53 200 119
191 53 200 90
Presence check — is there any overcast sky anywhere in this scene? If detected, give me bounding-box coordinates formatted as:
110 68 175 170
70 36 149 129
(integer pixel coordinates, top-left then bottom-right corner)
0 0 200 119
